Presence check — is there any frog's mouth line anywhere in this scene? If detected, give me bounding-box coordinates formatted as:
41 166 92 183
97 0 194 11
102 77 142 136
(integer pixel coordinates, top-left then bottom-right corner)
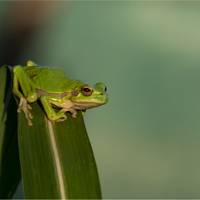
73 101 107 110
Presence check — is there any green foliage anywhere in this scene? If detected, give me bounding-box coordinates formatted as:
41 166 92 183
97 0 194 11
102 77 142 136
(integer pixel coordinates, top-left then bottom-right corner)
0 65 21 198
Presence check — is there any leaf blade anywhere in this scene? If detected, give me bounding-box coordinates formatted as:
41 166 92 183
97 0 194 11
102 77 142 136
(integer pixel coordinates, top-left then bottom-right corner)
0 65 21 199
18 101 102 199
52 112 102 199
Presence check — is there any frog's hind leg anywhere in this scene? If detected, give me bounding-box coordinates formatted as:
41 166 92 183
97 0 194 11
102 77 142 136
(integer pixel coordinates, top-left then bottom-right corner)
40 95 67 122
13 65 38 126
13 65 37 103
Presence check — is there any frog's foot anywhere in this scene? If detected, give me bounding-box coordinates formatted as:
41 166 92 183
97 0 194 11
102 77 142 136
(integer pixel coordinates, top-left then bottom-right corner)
17 97 33 126
49 110 67 123
56 113 67 122
63 109 77 118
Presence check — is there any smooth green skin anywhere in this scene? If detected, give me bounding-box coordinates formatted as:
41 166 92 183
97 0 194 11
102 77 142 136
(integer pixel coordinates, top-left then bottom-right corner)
12 61 108 126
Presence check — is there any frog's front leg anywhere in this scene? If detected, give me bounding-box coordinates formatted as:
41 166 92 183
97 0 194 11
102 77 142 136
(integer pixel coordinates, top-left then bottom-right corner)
13 65 38 126
40 95 68 122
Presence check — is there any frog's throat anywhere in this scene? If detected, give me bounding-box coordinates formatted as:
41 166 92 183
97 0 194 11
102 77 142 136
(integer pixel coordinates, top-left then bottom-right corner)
36 89 79 98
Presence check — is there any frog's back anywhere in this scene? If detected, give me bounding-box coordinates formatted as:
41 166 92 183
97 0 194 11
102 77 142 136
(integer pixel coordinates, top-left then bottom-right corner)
24 66 81 93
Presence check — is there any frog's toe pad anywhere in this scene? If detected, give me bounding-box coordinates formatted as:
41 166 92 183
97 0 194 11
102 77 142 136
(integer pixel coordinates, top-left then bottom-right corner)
17 108 21 113
28 104 32 110
29 113 33 119
72 113 77 118
28 121 33 126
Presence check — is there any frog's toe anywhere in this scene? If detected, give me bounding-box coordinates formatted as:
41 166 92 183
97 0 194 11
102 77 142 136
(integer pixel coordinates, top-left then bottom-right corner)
25 111 33 126
28 104 32 110
17 107 21 113
29 113 33 119
69 109 77 118
56 118 66 123
28 120 33 126
60 116 67 122
24 110 33 123
72 113 77 118
55 115 67 122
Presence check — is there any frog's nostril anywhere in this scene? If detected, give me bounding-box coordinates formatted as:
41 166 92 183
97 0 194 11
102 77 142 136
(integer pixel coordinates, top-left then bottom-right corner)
100 93 103 96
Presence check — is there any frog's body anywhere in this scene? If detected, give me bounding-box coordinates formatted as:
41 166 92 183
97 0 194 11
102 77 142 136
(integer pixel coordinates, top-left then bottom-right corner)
12 61 108 126
24 66 81 93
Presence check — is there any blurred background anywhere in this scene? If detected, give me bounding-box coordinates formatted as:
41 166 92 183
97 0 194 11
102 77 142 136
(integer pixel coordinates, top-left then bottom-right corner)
1 1 200 199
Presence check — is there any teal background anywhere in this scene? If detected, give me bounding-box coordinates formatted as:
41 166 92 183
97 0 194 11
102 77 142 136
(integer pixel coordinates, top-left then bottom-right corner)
1 1 200 198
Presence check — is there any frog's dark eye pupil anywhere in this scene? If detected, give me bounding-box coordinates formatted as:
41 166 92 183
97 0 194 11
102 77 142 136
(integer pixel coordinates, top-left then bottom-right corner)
81 85 93 96
84 88 91 92
104 86 107 92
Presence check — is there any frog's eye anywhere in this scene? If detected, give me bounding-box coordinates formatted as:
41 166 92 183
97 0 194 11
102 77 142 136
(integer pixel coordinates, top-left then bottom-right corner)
81 85 93 96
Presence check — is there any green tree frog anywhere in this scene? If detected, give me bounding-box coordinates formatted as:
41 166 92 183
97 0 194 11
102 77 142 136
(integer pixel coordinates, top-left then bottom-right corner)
12 61 108 126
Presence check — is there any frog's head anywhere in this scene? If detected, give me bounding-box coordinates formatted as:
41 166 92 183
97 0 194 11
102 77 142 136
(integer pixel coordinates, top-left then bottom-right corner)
71 82 108 109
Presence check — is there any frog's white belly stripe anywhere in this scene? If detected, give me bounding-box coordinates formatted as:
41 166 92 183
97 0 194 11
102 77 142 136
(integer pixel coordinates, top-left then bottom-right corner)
72 101 106 109
50 99 105 110
47 120 66 199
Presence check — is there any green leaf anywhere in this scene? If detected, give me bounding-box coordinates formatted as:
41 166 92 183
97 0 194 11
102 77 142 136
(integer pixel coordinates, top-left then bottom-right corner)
0 65 21 199
18 101 102 199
